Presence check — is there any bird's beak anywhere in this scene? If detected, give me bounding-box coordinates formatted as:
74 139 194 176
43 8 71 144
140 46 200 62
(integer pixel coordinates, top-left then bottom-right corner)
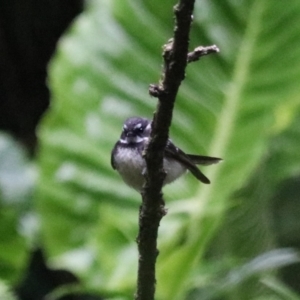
125 131 144 144
126 131 134 138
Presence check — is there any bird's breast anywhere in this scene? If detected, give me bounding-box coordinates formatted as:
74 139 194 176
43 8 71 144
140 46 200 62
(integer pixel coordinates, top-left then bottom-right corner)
114 147 145 190
114 146 187 190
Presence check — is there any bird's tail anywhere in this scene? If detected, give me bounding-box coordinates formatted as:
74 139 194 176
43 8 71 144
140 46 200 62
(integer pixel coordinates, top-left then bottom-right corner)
187 155 222 166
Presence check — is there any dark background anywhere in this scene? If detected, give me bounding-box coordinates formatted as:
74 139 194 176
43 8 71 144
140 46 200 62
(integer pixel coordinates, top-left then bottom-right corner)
0 0 83 152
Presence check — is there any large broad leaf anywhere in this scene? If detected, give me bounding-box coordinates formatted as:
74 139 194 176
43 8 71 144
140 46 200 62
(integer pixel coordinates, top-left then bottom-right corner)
36 0 300 299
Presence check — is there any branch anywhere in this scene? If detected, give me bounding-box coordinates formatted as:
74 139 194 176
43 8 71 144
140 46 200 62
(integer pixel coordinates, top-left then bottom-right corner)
135 1 218 300
187 45 219 63
135 1 195 299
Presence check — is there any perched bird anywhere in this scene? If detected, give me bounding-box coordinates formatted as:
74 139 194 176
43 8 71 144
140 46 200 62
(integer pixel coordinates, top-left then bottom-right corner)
111 117 222 191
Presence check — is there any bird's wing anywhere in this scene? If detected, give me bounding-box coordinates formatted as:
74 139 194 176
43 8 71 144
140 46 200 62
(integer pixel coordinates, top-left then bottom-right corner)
164 140 211 184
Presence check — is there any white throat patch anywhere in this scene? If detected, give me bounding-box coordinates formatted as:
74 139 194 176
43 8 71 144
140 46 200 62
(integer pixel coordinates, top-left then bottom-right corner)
120 136 145 144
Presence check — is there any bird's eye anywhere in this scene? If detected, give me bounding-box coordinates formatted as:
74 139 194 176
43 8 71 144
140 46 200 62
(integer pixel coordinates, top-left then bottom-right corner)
134 127 143 134
133 123 144 134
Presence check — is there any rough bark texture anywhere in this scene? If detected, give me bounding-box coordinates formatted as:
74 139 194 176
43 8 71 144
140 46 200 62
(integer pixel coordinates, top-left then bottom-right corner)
135 1 196 299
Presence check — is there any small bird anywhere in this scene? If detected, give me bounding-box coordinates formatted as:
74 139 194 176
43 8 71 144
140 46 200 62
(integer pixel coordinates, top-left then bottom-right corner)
111 117 222 191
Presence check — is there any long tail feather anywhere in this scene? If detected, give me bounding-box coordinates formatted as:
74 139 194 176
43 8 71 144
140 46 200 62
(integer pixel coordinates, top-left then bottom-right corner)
187 155 222 166
187 165 211 184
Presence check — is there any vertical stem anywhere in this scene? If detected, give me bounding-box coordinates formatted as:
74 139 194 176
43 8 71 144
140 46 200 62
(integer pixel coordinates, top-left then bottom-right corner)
135 1 196 299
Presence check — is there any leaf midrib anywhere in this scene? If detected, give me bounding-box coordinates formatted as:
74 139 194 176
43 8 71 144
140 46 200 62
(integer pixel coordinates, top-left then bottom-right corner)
160 1 268 299
195 0 267 210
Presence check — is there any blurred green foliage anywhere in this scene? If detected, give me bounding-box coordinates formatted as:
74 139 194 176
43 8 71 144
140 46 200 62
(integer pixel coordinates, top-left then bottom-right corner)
1 0 300 299
0 133 36 283
0 280 17 300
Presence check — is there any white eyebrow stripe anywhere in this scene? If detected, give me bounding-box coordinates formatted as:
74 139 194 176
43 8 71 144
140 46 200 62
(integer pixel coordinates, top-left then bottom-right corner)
145 123 151 131
123 124 128 130
134 123 142 130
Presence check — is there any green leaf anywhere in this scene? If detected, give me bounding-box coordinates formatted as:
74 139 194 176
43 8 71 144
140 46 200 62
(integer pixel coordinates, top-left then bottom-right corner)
262 276 300 300
185 249 300 300
0 133 35 281
157 1 300 298
36 0 300 299
0 280 17 300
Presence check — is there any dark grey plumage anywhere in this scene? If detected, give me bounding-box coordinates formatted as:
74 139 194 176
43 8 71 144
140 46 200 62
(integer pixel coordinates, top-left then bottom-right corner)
111 117 221 191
